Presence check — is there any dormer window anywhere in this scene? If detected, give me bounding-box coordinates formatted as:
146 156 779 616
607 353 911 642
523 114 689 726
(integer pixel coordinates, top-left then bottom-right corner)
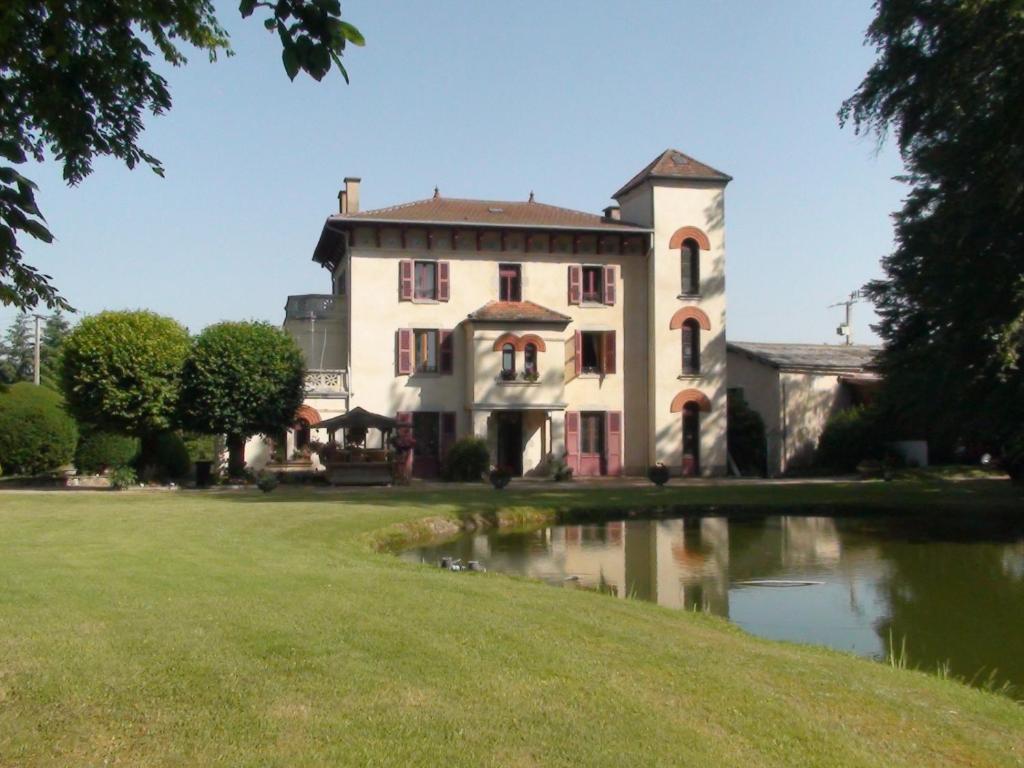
499 264 521 301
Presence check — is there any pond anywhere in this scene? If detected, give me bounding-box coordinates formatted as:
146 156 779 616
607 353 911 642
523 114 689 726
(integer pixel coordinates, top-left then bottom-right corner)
402 513 1024 698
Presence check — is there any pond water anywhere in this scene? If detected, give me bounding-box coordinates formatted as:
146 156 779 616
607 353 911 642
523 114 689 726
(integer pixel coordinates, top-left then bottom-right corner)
402 513 1024 697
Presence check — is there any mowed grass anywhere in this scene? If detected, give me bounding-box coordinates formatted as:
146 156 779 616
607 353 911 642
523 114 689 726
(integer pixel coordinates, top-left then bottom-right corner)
0 479 1022 767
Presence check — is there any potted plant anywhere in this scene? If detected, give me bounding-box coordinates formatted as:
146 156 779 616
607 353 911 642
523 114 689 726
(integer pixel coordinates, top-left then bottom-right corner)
489 465 512 489
648 463 670 487
499 369 517 382
521 369 539 383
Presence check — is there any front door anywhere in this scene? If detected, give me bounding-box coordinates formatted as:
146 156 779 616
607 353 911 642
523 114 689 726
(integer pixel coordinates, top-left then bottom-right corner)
412 412 441 478
579 412 605 477
496 412 523 476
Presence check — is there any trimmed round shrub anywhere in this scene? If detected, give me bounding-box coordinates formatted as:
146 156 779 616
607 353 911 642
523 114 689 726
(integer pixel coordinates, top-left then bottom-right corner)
0 383 78 475
442 436 490 481
647 464 670 486
75 430 139 474
816 405 885 473
60 310 190 438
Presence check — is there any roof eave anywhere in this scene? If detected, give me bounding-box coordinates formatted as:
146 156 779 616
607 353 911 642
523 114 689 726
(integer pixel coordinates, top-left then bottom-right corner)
330 216 651 235
613 173 732 201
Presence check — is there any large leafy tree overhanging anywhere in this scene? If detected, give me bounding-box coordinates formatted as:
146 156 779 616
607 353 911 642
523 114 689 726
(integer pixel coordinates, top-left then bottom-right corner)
0 0 363 311
180 321 305 477
840 0 1024 449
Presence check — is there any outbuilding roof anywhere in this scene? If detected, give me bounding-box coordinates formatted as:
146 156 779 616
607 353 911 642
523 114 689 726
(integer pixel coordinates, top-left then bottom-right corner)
727 341 880 373
467 300 571 324
334 195 648 233
613 148 732 198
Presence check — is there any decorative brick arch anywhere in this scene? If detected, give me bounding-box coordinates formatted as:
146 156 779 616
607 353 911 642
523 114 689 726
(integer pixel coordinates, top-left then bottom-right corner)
668 226 711 251
669 306 711 331
670 389 711 413
492 333 520 352
517 334 547 353
295 404 322 425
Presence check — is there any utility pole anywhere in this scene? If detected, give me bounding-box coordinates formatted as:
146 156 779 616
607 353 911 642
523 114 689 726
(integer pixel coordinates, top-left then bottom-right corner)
32 313 44 385
829 291 862 346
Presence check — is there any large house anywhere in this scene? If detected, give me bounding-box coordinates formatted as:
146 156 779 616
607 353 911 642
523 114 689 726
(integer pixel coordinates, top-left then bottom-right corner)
262 149 730 477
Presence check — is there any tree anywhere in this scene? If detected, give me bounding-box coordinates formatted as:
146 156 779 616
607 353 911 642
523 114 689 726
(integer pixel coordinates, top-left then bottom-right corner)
39 309 71 388
180 321 304 477
60 310 190 459
0 312 33 383
1 1 364 312
840 0 1024 451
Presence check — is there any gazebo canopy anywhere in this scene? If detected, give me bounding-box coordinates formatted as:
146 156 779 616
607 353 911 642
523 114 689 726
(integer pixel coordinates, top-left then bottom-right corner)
312 406 397 433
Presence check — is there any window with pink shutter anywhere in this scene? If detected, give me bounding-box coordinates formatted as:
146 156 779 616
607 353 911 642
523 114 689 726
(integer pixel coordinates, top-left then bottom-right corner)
581 266 602 303
499 264 521 301
603 266 616 305
437 262 450 302
396 329 413 375
399 260 413 301
568 265 581 305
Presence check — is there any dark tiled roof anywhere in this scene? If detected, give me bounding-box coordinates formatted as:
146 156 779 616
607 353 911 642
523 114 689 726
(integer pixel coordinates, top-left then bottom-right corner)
613 148 732 198
727 341 880 373
467 301 571 324
335 196 648 232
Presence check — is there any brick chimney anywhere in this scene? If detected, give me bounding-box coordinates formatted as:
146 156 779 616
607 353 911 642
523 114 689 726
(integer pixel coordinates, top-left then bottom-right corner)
603 205 621 220
339 177 361 214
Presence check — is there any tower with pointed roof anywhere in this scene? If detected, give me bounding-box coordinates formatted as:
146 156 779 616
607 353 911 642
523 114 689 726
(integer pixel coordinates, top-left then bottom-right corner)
614 149 730 475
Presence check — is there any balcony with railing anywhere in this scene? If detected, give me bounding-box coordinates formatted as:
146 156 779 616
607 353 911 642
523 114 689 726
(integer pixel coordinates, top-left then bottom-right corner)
304 368 349 397
285 294 349 399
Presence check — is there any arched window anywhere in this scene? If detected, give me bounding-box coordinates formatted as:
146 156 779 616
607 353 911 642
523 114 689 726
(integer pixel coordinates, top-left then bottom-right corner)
501 343 516 374
682 403 700 476
681 319 700 375
681 239 700 295
524 343 538 375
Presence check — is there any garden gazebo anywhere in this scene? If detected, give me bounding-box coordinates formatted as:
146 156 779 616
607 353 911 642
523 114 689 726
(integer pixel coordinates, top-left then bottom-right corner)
312 407 398 485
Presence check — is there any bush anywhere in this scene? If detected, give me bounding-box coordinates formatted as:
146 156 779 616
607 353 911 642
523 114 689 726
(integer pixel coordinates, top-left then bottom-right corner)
442 437 490 481
0 383 78 475
548 456 573 482
75 430 139 474
816 405 886 473
109 466 138 490
1005 435 1024 484
257 471 279 493
489 466 511 489
647 464 670 486
727 389 767 476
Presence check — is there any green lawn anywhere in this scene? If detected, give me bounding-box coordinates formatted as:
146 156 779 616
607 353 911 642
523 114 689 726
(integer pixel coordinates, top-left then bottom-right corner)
0 478 1021 767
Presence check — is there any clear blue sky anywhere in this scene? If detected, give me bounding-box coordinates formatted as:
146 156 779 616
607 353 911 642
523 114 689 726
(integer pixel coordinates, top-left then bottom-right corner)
5 0 904 345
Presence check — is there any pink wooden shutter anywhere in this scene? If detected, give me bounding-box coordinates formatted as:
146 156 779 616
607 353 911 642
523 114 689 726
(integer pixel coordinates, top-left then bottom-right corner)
439 329 453 374
440 412 456 458
574 330 582 377
605 411 622 476
603 265 616 305
396 411 414 475
568 265 581 305
438 261 450 302
396 329 413 375
603 331 616 374
399 260 413 300
565 411 580 474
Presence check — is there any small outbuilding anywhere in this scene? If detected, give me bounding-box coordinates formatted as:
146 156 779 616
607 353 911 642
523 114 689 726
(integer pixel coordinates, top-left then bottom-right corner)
727 342 880 476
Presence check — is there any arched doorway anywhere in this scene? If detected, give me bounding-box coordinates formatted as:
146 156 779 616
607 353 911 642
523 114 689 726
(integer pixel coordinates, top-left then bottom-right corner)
682 403 700 477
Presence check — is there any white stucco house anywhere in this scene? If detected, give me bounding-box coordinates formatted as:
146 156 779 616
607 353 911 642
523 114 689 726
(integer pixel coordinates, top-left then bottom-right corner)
251 149 731 478
726 342 880 476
